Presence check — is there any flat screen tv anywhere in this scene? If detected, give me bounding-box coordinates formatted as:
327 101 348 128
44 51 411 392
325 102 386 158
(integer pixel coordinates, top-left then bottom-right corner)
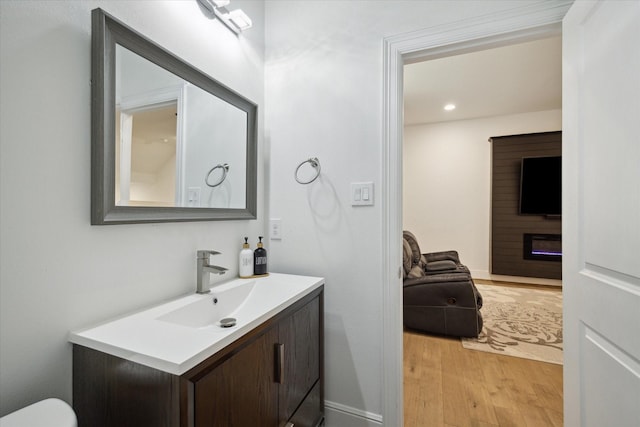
519 156 561 216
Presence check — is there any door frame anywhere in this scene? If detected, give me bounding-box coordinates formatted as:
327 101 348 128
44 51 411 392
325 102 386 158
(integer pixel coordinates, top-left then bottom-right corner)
118 85 186 206
381 2 572 424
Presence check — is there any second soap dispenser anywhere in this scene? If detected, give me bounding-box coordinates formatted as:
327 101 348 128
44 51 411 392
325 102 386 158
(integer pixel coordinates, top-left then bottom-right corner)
253 236 268 276
239 237 254 278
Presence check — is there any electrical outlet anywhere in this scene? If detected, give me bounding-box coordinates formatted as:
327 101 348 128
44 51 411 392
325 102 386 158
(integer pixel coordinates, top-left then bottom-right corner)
270 218 282 240
187 187 201 207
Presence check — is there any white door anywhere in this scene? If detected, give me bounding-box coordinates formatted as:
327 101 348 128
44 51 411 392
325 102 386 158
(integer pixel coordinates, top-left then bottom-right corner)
563 1 640 426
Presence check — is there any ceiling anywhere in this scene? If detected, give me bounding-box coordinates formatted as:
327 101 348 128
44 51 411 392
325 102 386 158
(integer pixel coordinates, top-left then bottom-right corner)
403 36 562 126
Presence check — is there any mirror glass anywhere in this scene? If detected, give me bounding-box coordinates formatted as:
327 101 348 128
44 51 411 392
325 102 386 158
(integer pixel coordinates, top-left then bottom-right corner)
92 9 257 224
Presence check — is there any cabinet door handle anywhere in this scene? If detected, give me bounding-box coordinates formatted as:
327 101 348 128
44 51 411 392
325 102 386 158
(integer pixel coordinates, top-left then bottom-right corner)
285 423 295 427
275 343 285 383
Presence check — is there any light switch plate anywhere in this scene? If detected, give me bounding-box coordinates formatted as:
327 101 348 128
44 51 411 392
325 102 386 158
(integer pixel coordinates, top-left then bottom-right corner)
351 182 374 206
270 218 282 240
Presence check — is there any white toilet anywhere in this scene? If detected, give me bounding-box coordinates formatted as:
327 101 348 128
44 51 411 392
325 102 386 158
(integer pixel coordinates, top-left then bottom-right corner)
0 398 77 427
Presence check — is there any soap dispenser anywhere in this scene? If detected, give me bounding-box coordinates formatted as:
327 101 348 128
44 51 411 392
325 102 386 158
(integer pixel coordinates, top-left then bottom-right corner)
239 237 254 278
253 236 268 276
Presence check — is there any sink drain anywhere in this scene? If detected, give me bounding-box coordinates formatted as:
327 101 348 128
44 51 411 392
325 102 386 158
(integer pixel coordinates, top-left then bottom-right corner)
219 317 237 328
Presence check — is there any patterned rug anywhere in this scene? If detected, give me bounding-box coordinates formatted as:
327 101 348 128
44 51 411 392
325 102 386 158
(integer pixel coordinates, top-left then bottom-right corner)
461 283 563 365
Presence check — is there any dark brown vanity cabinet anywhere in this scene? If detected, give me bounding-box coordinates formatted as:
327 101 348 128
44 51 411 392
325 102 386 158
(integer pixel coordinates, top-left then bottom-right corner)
73 287 323 427
193 327 280 426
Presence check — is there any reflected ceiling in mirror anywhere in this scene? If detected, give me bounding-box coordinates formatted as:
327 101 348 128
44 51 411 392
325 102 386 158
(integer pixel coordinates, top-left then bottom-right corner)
91 8 257 224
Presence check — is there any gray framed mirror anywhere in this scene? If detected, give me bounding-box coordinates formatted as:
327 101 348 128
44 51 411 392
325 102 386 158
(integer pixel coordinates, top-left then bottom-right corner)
91 8 257 225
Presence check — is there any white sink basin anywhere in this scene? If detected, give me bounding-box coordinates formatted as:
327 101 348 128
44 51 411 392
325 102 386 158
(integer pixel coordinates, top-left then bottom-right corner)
69 273 324 375
157 279 255 328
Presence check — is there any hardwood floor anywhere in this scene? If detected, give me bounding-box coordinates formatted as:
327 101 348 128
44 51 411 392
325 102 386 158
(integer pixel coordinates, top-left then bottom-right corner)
404 282 563 427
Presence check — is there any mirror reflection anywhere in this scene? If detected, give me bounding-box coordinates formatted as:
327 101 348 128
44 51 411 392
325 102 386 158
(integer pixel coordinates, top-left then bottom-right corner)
115 45 247 209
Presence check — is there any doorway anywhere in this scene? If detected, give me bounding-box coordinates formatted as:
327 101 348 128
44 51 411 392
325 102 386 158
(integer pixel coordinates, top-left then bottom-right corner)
118 101 178 206
401 37 562 426
380 4 572 425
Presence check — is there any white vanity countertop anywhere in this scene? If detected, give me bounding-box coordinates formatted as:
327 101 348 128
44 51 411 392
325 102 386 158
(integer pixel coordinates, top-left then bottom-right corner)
69 273 324 375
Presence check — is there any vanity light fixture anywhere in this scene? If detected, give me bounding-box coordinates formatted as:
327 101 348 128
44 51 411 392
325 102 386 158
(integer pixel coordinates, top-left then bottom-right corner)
226 9 253 32
444 103 456 111
197 0 252 34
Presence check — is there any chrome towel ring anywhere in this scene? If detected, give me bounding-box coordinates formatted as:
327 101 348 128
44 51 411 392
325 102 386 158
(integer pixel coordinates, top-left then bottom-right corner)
295 157 321 184
205 163 229 188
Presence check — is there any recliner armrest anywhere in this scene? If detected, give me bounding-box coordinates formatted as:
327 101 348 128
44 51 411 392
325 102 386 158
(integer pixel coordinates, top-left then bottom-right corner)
404 272 470 286
403 278 480 308
424 260 458 272
423 250 461 263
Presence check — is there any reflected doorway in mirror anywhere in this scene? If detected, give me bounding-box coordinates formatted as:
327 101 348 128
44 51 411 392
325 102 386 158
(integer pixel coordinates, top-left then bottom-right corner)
117 97 181 207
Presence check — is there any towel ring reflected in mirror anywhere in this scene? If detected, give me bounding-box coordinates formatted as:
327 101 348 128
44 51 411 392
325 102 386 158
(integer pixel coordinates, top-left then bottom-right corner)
205 163 230 188
295 157 321 184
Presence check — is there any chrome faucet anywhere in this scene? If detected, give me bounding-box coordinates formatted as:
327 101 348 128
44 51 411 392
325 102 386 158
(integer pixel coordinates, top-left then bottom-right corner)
196 250 228 294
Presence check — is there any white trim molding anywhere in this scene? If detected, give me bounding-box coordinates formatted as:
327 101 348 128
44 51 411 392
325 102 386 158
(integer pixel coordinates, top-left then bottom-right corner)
325 400 383 426
381 1 572 425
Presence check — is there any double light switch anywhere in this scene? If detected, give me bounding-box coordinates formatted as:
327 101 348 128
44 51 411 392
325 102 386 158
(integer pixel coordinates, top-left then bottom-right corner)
351 182 374 206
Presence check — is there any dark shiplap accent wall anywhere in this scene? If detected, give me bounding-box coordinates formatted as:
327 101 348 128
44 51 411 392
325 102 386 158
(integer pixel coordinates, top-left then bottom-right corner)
490 131 562 279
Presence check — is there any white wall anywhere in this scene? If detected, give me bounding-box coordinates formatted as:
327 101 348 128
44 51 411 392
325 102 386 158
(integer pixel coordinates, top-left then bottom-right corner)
264 1 557 424
403 110 562 279
0 0 264 416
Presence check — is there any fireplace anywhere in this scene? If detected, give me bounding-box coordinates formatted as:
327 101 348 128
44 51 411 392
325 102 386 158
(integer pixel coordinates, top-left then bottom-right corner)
523 233 562 262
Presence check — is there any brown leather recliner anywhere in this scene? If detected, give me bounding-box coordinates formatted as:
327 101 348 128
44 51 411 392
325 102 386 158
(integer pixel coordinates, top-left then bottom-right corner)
402 231 483 338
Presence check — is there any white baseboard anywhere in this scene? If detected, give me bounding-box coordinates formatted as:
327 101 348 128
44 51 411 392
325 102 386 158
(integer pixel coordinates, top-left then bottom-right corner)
324 401 382 427
470 269 562 287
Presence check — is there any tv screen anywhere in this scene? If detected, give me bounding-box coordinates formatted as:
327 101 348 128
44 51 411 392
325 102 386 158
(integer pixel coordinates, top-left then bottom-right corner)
519 156 561 215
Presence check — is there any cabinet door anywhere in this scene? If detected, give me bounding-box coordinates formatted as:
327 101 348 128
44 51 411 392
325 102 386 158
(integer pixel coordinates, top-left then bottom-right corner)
278 297 320 424
194 327 279 427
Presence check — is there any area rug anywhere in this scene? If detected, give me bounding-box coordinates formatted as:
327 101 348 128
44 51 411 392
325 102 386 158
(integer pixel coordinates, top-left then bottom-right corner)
461 283 563 365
